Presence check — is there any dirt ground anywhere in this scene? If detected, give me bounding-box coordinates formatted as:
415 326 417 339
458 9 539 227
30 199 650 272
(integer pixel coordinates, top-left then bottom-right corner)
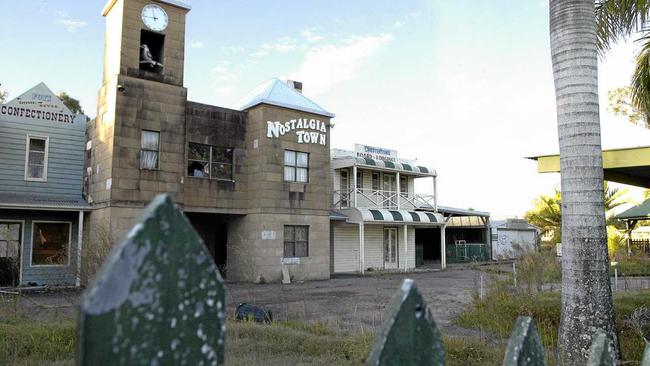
0 267 482 337
3 267 648 338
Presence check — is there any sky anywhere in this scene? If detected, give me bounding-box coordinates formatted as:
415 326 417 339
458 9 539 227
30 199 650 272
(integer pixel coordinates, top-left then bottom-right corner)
1 0 649 217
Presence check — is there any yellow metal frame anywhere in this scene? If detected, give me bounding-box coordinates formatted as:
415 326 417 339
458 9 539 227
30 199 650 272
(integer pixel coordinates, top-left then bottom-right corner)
530 146 650 188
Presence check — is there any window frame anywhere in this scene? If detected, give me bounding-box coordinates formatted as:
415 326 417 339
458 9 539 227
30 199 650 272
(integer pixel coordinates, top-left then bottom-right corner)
372 172 380 192
283 225 309 258
356 169 363 189
140 130 160 170
24 135 49 182
187 142 234 181
400 175 408 195
284 150 309 183
29 220 72 267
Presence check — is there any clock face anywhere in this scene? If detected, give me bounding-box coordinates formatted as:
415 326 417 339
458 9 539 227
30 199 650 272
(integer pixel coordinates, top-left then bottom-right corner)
141 4 168 32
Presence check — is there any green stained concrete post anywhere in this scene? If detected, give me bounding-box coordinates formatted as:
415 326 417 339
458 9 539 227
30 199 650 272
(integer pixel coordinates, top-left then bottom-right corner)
77 194 225 365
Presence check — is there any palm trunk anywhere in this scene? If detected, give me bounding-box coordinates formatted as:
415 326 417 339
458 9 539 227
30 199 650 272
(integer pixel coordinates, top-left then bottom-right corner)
549 0 619 363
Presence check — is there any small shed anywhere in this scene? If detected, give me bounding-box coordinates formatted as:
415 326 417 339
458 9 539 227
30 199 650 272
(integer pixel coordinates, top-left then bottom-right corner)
490 219 539 259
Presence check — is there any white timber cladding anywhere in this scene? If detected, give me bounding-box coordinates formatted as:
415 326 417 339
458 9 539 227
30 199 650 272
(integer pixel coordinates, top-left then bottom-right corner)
332 222 415 273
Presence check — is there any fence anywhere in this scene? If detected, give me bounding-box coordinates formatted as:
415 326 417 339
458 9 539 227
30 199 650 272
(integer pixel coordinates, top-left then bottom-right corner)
77 194 650 365
630 239 650 257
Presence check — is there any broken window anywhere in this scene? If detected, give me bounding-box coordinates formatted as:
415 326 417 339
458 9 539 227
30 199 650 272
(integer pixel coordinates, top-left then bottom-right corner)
140 130 160 170
32 222 70 266
187 143 233 180
25 136 48 181
140 30 164 74
0 223 20 287
283 225 309 258
284 150 309 183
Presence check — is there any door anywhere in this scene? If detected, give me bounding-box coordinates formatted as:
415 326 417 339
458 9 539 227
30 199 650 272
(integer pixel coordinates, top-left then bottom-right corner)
0 223 21 287
384 227 398 269
382 174 396 208
340 169 349 208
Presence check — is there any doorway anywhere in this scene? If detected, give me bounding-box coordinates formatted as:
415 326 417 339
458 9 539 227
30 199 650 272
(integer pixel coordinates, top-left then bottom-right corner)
382 174 396 208
383 227 398 269
415 228 441 268
340 169 349 208
0 222 21 287
185 213 229 277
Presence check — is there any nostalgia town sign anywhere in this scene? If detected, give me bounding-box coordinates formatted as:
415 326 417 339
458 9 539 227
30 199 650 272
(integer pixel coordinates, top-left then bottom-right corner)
267 118 327 145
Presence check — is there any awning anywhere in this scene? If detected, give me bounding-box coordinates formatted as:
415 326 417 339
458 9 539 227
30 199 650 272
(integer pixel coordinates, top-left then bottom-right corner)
0 193 91 211
329 210 348 221
343 208 444 225
331 156 435 177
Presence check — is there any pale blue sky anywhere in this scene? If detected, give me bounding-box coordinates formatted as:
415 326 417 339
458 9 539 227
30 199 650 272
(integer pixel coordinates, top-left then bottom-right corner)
1 0 649 216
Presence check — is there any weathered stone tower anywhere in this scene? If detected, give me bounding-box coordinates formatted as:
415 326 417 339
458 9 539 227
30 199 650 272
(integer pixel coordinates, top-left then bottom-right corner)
86 0 190 252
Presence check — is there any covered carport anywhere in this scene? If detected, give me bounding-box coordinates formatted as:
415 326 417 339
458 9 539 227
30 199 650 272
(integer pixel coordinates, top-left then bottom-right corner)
529 145 650 257
414 206 491 267
528 146 650 188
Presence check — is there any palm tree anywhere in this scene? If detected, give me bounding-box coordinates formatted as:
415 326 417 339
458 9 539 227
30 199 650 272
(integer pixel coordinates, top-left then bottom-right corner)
596 1 650 128
550 0 620 363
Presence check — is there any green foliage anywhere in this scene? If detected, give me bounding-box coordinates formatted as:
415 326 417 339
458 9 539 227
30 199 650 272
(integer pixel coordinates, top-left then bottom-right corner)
612 256 650 276
57 92 84 115
456 281 650 364
0 83 7 104
526 183 630 245
596 1 650 128
608 226 627 259
608 87 646 126
525 189 562 244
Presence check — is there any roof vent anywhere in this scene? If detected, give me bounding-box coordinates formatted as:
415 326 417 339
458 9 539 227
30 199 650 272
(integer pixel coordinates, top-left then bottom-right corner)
287 80 303 94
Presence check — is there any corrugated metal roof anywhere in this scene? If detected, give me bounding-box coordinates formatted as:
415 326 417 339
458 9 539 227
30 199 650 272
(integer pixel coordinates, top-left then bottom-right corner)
0 193 90 211
616 198 650 220
232 78 335 118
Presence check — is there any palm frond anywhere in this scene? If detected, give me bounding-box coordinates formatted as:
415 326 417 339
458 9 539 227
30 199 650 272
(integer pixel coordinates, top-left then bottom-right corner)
631 33 650 128
596 0 650 53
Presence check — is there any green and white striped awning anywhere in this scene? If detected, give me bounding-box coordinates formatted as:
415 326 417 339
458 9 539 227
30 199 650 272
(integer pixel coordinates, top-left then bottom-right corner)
343 208 444 225
354 157 434 175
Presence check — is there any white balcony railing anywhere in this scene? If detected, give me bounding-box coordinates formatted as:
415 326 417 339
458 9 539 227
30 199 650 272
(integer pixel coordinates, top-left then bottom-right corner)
332 188 436 211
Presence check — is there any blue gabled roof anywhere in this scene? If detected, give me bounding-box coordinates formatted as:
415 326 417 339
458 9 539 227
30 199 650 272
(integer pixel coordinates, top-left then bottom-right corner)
232 78 335 118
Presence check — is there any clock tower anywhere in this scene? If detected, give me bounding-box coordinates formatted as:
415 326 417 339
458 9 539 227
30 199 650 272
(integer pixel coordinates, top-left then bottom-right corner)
87 0 191 257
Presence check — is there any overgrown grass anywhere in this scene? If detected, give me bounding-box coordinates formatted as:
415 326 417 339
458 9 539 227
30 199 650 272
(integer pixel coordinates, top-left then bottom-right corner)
612 256 650 277
456 282 650 365
0 315 502 365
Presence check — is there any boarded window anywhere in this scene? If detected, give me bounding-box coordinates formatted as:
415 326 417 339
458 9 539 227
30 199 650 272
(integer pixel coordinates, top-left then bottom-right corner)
284 150 309 183
283 225 309 258
140 130 160 170
187 143 233 180
25 136 48 180
32 222 70 266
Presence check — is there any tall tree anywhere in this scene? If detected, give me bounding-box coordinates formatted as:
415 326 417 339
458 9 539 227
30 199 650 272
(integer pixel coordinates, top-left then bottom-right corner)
550 0 619 363
58 92 84 115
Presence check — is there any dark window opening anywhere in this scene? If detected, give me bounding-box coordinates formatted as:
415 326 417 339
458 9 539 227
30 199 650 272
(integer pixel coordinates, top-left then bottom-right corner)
140 30 164 74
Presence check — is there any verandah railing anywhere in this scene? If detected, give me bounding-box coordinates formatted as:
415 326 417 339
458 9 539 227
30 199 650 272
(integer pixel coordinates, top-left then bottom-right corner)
332 188 436 211
77 194 649 365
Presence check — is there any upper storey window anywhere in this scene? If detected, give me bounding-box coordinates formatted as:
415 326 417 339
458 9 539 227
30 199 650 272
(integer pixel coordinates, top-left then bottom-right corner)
284 150 309 183
187 143 233 180
25 135 49 181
